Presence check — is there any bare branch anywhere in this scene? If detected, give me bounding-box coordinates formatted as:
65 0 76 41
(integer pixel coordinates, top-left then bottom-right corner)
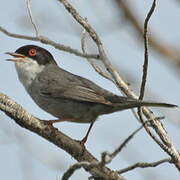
137 108 167 151
137 0 172 166
62 161 99 180
110 125 144 160
137 1 180 170
0 92 125 180
137 0 171 169
99 124 147 167
139 0 156 100
100 119 161 166
0 26 37 40
81 25 113 82
26 0 39 36
0 26 99 59
117 158 172 174
57 0 102 46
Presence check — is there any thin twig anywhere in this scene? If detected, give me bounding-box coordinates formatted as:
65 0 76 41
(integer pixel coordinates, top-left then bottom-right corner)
61 161 99 180
137 0 174 154
137 108 166 149
0 26 99 59
108 125 144 162
117 158 172 174
131 109 140 122
139 0 156 100
81 26 113 82
58 0 102 46
26 0 39 36
101 119 161 166
0 26 37 40
137 0 167 165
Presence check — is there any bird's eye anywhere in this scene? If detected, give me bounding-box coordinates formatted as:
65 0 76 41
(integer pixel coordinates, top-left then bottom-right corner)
28 49 37 56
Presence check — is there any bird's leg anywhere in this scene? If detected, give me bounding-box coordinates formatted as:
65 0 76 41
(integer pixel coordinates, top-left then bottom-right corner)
79 121 95 145
46 119 95 145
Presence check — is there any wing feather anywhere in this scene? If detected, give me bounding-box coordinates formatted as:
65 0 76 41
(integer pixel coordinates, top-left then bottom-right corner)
40 85 111 104
38 65 112 105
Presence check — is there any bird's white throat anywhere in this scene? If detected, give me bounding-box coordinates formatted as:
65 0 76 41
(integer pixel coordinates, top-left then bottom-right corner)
15 58 45 90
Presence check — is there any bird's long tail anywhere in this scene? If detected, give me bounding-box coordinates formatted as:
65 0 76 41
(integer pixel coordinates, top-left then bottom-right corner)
115 100 178 110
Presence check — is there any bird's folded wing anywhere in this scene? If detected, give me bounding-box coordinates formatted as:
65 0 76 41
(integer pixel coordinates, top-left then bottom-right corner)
40 85 111 105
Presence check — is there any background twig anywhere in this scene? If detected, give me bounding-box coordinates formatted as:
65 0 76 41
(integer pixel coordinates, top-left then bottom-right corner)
0 26 99 59
117 158 172 174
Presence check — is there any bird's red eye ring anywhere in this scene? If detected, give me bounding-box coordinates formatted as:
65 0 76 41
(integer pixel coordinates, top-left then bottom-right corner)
28 49 37 56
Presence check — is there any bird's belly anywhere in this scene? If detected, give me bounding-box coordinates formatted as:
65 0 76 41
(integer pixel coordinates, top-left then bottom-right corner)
29 92 98 123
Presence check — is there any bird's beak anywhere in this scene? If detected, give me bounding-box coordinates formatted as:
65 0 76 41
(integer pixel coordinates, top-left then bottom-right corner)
5 52 26 63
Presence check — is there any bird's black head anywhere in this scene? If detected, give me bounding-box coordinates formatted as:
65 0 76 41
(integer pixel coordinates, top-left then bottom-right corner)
15 45 57 65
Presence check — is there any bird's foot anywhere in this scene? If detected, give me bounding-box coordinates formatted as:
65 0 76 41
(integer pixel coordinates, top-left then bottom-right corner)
76 137 87 147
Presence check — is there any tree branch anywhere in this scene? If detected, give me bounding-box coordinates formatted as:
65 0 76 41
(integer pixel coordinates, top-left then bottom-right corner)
0 26 99 59
0 92 125 180
139 0 156 100
117 158 172 174
81 26 113 82
62 161 100 180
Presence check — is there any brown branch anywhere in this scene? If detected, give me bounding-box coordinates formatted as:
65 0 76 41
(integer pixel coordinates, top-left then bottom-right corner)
137 0 172 168
137 0 168 165
139 0 156 100
117 158 172 174
0 92 125 180
57 0 180 171
0 26 99 59
62 161 100 180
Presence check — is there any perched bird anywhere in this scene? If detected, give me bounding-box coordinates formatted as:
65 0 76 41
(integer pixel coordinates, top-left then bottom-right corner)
6 45 177 144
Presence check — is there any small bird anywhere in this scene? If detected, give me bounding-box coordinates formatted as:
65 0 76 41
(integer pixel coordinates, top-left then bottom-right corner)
6 45 177 144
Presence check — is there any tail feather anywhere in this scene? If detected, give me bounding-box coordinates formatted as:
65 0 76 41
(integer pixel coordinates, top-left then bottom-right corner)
115 100 178 110
138 101 178 108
